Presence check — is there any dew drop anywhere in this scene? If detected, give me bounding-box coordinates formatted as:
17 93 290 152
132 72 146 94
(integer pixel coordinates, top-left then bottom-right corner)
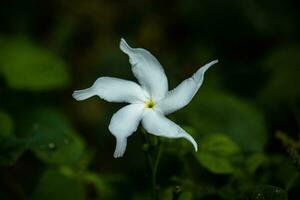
48 142 56 149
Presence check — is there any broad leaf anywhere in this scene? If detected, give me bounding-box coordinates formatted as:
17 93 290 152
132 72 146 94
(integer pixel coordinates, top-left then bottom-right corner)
0 37 70 91
195 134 241 174
32 169 85 200
260 46 300 105
184 91 267 152
0 136 26 166
25 108 85 165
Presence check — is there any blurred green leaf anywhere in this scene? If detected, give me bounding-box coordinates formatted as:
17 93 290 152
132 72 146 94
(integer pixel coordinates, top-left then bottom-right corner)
32 169 85 200
0 111 25 166
245 153 267 173
81 171 115 198
0 110 14 137
161 187 175 200
263 155 299 190
260 46 300 105
0 136 26 166
178 192 193 200
161 186 193 200
185 91 267 152
26 108 84 165
244 185 288 200
59 166 118 199
195 134 241 174
0 37 70 91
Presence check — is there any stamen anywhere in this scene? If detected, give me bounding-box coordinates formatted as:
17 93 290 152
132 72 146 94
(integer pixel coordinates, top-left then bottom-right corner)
145 99 156 109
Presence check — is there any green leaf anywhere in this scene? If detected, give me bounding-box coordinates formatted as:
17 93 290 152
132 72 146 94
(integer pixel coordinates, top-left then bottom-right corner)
195 134 241 174
244 185 288 200
178 192 193 200
0 37 70 91
161 187 193 200
245 153 267 173
184 91 267 152
260 46 300 105
25 108 84 165
58 166 118 199
0 110 14 137
0 111 25 166
81 171 115 198
263 155 299 191
0 136 26 166
32 169 85 200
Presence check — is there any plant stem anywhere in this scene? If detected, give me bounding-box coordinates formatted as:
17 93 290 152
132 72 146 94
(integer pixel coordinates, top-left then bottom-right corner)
141 129 163 200
152 140 163 200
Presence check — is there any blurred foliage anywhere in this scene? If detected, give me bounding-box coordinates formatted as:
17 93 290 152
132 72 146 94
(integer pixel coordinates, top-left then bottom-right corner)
0 37 70 91
0 136 26 166
260 46 300 106
183 91 268 152
25 108 85 165
32 169 86 200
196 133 241 174
0 0 300 199
0 110 14 137
276 131 300 171
244 185 288 200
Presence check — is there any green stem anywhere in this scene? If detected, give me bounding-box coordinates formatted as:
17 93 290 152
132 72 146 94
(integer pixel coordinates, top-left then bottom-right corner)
152 140 163 200
141 129 163 200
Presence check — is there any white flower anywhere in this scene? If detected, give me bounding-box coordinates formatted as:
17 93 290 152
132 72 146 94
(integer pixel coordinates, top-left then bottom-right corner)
72 38 218 158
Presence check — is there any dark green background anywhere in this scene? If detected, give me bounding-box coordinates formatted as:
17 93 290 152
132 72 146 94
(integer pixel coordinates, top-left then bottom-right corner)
0 0 299 199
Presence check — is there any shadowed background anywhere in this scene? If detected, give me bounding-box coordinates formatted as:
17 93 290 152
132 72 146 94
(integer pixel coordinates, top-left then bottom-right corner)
0 0 300 199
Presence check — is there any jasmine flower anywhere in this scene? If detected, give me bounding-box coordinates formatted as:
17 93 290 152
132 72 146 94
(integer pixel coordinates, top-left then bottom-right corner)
73 38 218 158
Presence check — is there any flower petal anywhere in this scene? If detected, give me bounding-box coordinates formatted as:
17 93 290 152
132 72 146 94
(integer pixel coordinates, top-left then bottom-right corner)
120 38 168 100
157 60 218 115
142 109 198 151
109 104 145 158
72 77 148 103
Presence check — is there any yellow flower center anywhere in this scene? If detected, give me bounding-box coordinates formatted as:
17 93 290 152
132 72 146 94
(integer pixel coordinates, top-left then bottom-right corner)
145 99 156 109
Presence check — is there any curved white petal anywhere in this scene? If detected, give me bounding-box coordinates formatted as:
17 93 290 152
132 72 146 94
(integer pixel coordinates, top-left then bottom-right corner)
72 77 148 103
157 60 218 115
120 38 168 100
109 104 145 158
142 109 198 151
